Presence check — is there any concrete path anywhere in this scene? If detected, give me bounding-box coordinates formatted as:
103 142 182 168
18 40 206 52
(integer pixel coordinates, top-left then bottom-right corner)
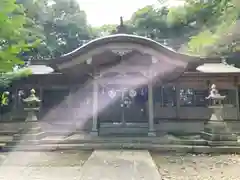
0 150 161 180
0 151 87 180
79 150 161 180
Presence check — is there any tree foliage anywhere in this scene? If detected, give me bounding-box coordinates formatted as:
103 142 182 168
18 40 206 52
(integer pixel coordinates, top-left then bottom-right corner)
0 69 32 88
127 0 240 58
0 0 42 89
175 0 240 56
93 24 118 37
0 0 39 72
2 0 240 72
130 6 169 38
18 0 95 60
16 0 240 59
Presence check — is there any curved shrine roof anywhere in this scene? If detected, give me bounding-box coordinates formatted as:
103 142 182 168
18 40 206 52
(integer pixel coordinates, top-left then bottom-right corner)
30 34 240 77
49 34 203 69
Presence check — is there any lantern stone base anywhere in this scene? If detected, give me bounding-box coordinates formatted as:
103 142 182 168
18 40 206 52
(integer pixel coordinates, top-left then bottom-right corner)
148 131 156 137
201 121 238 146
201 106 238 146
90 130 99 136
14 122 45 145
25 111 38 122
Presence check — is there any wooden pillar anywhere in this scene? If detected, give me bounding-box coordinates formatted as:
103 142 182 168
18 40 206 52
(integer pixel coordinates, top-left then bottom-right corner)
91 75 99 135
37 87 43 120
235 87 240 120
175 82 180 120
10 88 19 121
148 72 156 136
39 87 43 110
234 77 240 120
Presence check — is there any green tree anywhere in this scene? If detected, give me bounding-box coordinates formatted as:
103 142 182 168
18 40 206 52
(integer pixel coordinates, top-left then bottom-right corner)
126 0 240 57
0 0 38 72
93 24 118 37
0 0 37 104
173 0 240 57
130 6 169 38
36 0 93 58
16 0 94 60
16 0 49 61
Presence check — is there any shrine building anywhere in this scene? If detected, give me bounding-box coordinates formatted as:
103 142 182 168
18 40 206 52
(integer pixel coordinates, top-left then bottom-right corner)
4 32 240 136
4 14 240 136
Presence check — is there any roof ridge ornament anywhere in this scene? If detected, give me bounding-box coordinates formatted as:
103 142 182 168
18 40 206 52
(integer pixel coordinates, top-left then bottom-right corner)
111 49 132 56
120 16 124 27
221 56 227 65
111 16 128 34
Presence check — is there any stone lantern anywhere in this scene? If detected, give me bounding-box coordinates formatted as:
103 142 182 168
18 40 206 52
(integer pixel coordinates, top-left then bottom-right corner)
19 89 44 143
23 89 41 122
201 84 238 146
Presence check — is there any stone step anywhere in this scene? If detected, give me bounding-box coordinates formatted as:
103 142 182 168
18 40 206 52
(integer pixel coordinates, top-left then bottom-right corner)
99 123 149 136
40 135 208 146
99 128 148 136
4 144 58 152
201 131 238 141
5 143 240 153
13 132 45 141
0 135 14 143
100 122 148 128
0 143 6 149
0 130 21 135
206 140 239 146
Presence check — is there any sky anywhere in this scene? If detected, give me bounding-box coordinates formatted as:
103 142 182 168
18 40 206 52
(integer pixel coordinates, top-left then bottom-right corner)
77 0 185 27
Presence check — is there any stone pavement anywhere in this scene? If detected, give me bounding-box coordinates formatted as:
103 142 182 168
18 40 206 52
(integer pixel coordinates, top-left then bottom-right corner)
0 150 161 180
79 150 161 180
0 151 88 180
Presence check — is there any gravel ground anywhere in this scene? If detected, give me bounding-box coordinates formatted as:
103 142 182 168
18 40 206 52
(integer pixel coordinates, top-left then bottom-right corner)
151 153 240 180
0 151 239 180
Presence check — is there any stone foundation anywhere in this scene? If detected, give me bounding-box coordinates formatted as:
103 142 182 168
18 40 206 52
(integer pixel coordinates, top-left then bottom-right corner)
201 120 238 146
14 122 45 144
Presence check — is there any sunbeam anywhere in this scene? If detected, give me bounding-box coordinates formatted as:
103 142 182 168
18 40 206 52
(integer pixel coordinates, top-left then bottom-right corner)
10 52 186 151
